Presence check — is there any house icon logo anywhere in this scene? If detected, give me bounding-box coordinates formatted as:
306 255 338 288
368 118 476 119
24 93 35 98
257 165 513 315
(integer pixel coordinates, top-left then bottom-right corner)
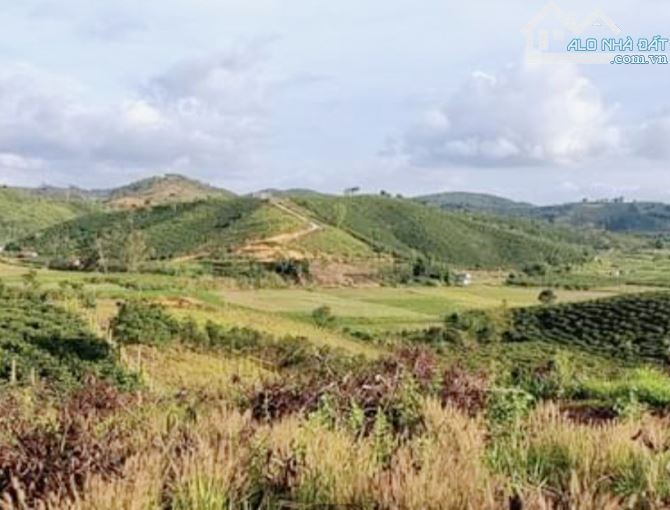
522 2 623 64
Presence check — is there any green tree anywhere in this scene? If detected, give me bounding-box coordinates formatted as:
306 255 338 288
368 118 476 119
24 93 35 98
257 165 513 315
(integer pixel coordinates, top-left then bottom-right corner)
538 289 557 305
122 230 151 273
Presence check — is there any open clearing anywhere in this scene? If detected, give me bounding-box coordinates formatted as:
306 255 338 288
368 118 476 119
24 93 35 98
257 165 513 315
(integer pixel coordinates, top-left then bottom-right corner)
219 283 652 332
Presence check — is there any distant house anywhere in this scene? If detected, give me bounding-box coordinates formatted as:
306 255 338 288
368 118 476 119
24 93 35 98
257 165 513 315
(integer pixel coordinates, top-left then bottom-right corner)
252 191 273 200
17 250 38 259
453 272 472 287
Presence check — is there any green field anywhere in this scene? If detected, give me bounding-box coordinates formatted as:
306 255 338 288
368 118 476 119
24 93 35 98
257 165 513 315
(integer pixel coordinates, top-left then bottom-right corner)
219 283 650 332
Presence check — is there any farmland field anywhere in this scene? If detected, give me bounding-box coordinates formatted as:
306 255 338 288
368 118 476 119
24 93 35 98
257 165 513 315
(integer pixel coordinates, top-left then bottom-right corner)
219 283 655 332
4 236 670 508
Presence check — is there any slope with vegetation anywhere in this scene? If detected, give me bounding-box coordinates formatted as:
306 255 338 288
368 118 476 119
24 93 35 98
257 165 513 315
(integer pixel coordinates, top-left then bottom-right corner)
0 284 128 388
295 195 592 268
11 193 606 278
418 191 670 234
0 188 99 245
15 198 265 265
505 291 670 363
533 200 670 233
415 191 535 215
104 173 235 209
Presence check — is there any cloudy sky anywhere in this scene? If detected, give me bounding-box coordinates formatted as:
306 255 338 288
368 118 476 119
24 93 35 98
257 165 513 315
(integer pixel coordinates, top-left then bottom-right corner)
0 0 669 203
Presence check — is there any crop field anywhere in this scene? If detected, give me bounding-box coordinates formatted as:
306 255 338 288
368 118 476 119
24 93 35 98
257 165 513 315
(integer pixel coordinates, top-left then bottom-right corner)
219 283 651 332
4 252 670 508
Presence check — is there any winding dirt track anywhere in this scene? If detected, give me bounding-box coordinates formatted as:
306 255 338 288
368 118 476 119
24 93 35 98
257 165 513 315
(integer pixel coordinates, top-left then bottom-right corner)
234 200 323 260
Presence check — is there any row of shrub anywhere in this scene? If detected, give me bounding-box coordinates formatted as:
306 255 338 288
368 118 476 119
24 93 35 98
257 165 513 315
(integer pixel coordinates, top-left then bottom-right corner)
505 292 670 362
0 284 132 389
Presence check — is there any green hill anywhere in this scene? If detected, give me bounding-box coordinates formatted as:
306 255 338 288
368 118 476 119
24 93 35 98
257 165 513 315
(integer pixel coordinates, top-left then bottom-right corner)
415 192 535 214
415 192 670 234
293 196 591 268
13 197 369 265
0 188 100 245
17 198 266 261
13 194 593 271
532 201 670 233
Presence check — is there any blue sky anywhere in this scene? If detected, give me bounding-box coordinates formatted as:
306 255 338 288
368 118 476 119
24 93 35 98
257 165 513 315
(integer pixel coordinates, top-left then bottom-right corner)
0 0 669 204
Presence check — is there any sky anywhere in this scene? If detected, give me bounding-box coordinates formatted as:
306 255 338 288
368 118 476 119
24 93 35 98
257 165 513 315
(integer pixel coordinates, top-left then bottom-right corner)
0 0 669 204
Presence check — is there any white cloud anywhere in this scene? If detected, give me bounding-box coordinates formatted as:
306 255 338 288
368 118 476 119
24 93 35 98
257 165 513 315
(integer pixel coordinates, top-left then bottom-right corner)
631 112 670 160
0 47 271 186
399 63 622 167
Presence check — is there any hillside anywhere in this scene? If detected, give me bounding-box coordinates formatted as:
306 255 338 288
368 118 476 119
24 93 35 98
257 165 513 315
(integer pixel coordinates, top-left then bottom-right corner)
293 195 591 268
13 197 373 266
104 174 235 209
415 191 535 215
414 191 670 235
532 201 670 233
0 174 235 244
17 198 266 262
11 194 593 271
0 188 99 245
0 287 126 387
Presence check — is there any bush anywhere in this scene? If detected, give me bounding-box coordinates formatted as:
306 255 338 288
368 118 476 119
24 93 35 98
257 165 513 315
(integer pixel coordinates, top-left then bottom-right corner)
576 368 670 410
273 258 311 283
110 301 179 346
0 288 131 389
538 289 557 305
486 388 534 436
312 305 335 328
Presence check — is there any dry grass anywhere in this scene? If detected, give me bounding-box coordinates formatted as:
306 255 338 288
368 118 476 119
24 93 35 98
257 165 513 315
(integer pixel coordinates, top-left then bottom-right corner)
122 344 270 396
6 389 670 510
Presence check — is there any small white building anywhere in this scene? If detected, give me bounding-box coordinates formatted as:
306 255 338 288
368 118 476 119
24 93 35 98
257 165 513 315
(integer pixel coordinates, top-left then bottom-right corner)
453 272 472 287
252 191 273 200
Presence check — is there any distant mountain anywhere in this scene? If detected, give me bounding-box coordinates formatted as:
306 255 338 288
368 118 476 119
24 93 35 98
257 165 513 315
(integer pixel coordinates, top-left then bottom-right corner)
104 174 235 209
532 201 670 233
416 192 670 234
415 192 535 215
14 185 104 201
11 174 235 208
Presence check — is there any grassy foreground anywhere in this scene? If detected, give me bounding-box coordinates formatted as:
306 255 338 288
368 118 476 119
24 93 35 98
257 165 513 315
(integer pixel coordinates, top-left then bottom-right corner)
3 259 670 509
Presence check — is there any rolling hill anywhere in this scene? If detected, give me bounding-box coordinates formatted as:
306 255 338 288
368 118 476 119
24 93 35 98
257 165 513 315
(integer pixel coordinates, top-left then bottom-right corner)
293 195 592 268
416 191 670 234
0 174 236 245
104 174 235 209
0 188 100 245
415 192 535 215
531 201 670 233
12 194 594 270
13 197 371 265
